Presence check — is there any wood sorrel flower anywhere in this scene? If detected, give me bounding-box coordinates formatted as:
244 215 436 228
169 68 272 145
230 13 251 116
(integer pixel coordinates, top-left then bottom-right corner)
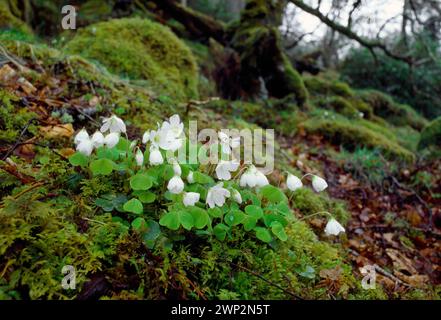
324 218 345 236
135 148 144 166
76 138 93 156
240 165 269 188
149 146 163 165
183 192 200 207
167 175 184 194
91 131 105 148
206 182 230 208
232 189 242 204
287 173 303 191
218 131 240 155
74 128 89 145
104 132 120 148
100 115 126 134
312 175 328 192
215 160 239 180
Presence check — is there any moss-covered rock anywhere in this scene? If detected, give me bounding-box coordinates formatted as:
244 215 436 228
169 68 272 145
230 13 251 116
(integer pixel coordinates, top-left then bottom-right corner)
418 117 441 150
65 17 199 101
358 89 427 130
301 116 415 162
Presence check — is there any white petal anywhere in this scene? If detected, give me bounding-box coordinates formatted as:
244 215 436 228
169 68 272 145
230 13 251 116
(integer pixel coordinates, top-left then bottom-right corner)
187 171 194 183
325 219 345 236
104 132 120 148
91 131 104 148
74 129 89 145
149 147 163 165
142 131 150 144
135 149 144 166
287 174 303 191
232 189 242 204
183 192 200 207
76 139 93 156
312 175 328 192
167 176 184 194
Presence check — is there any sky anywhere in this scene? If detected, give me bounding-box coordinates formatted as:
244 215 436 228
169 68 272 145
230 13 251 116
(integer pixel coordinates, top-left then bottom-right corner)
282 0 405 41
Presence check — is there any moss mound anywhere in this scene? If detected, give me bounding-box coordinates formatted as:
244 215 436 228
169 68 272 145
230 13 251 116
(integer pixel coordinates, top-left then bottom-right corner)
358 89 427 130
304 75 354 98
418 117 441 150
65 17 199 100
301 116 415 162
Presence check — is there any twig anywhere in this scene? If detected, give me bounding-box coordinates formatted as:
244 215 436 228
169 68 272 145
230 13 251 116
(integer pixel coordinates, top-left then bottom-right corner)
348 248 412 287
185 97 220 116
229 261 304 300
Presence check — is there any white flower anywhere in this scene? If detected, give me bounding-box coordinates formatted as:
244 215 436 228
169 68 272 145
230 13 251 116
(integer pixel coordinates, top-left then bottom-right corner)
171 160 182 176
215 160 240 180
162 114 184 138
91 131 104 148
104 132 120 148
76 138 94 156
135 149 144 166
167 175 184 194
325 219 345 236
149 126 183 152
142 130 150 144
232 189 242 204
312 175 328 192
100 115 126 134
149 146 163 165
218 131 240 155
239 165 269 188
74 128 89 145
287 174 303 191
206 182 230 208
183 192 200 207
187 171 194 183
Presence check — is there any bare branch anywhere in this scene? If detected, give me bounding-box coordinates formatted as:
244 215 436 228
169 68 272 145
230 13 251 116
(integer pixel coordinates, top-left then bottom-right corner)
289 0 413 65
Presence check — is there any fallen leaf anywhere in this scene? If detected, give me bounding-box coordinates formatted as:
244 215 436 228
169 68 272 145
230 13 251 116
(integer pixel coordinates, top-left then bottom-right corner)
40 123 74 139
0 64 16 82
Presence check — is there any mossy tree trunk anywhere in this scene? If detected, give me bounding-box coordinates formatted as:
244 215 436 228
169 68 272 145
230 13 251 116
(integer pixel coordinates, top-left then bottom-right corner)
228 0 308 105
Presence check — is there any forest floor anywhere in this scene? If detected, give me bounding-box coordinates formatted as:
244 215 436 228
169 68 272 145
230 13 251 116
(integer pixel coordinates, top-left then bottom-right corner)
0 22 440 300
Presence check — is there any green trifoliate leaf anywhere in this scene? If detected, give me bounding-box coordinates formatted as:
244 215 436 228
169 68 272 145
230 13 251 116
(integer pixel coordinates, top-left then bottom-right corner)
213 223 229 241
255 227 272 243
271 221 288 241
90 158 114 176
123 198 143 214
69 152 89 167
130 173 153 191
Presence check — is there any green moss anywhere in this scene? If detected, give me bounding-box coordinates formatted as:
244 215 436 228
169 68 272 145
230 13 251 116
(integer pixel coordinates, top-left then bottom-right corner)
418 116 441 150
0 89 36 144
65 18 199 101
301 116 415 162
291 188 350 224
358 89 427 130
317 96 359 118
0 1 32 34
304 75 354 98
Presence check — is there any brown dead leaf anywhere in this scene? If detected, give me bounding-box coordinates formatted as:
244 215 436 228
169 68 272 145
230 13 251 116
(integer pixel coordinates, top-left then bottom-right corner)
0 64 16 82
59 148 75 157
319 265 343 281
40 123 74 139
17 77 37 94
